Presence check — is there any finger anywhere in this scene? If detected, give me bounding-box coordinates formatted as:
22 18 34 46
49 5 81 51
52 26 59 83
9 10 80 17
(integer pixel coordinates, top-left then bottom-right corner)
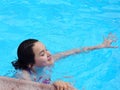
108 33 114 38
60 84 64 90
63 86 67 90
109 39 117 44
113 37 118 41
108 33 117 40
103 35 109 42
112 39 117 42
63 84 68 90
107 33 112 39
54 85 59 90
65 82 71 87
53 82 60 90
60 87 64 90
68 86 76 90
56 85 60 90
103 35 106 40
58 81 64 90
62 82 70 90
57 85 61 90
66 83 75 90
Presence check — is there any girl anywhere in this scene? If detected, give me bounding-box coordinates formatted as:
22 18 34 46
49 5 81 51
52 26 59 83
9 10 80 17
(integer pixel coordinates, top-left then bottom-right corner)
12 34 118 90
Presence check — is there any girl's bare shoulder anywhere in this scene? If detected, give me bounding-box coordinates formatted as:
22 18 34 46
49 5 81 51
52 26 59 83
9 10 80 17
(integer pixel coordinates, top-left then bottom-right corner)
15 70 31 80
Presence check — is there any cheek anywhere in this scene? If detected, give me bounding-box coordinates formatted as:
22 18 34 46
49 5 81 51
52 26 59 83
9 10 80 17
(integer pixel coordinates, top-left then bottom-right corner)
34 56 48 66
39 56 48 61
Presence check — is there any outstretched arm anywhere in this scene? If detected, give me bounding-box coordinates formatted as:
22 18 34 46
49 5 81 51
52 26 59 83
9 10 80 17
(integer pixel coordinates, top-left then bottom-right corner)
53 34 118 61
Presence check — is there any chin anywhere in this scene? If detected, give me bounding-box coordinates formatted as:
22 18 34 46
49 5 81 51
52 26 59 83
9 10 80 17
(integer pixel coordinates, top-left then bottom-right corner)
43 59 54 66
48 60 54 65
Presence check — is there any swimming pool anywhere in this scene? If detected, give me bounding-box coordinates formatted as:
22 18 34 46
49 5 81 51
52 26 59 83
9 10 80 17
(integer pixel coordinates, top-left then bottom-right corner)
0 0 120 90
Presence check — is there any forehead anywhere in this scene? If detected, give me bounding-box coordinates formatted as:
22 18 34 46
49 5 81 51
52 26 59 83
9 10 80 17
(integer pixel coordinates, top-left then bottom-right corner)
32 42 45 52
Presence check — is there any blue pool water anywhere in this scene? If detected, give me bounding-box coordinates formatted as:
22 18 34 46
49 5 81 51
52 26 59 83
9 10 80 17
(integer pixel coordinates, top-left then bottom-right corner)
0 0 120 90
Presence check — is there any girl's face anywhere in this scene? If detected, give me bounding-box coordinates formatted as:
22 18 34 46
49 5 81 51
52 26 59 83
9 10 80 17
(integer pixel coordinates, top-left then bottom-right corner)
32 42 54 67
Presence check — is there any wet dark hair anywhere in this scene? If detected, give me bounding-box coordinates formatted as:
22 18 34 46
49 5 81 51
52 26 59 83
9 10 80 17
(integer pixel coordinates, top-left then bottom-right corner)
12 39 39 70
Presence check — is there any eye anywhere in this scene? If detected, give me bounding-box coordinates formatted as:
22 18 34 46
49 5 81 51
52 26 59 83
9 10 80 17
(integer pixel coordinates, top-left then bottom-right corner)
40 52 45 56
40 53 45 56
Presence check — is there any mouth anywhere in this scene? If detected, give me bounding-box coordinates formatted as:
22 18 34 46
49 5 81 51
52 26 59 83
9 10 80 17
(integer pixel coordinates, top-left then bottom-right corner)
47 56 52 61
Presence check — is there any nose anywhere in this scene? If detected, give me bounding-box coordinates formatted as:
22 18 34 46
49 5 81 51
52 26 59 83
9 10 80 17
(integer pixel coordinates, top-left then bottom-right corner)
46 50 51 57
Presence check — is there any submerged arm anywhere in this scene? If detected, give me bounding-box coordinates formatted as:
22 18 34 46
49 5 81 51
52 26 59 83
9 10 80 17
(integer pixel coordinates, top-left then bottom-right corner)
53 34 118 61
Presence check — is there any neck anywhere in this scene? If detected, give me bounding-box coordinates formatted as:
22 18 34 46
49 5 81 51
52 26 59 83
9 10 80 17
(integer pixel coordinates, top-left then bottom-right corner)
31 66 45 74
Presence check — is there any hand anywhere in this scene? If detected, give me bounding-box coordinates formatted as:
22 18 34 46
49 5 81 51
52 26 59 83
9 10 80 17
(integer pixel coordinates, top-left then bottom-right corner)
101 33 118 48
53 81 76 90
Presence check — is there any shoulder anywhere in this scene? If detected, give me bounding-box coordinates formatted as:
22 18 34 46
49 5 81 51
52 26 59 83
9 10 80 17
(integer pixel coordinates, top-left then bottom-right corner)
15 70 31 81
